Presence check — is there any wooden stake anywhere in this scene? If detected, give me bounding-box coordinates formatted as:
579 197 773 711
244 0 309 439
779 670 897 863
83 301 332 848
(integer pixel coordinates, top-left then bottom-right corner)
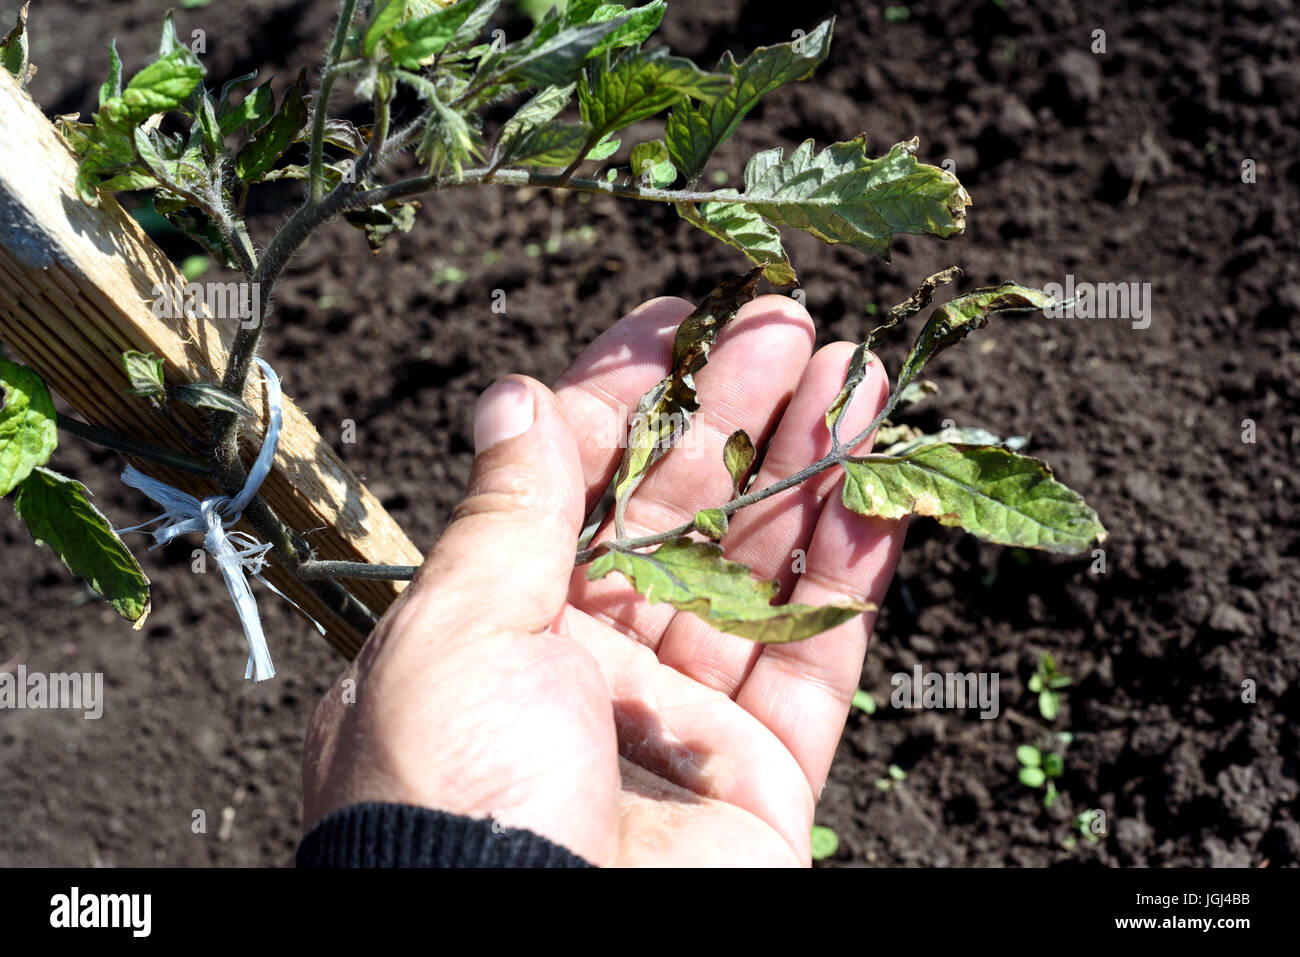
0 68 422 660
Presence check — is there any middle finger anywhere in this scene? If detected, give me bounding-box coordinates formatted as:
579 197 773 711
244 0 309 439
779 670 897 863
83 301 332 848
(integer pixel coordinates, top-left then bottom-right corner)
569 294 816 650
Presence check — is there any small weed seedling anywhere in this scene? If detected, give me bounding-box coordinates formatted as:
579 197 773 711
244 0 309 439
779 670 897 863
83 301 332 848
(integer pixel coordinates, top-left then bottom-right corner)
1029 653 1073 722
810 824 839 861
875 764 908 793
1016 744 1064 808
851 689 878 715
0 3 1106 678
1074 809 1103 846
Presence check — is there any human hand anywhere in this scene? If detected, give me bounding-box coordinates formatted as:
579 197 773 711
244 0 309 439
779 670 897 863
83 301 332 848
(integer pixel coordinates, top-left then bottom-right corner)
302 294 906 866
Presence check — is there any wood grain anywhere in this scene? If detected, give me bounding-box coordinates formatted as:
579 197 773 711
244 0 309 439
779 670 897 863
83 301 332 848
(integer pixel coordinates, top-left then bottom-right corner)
0 68 422 660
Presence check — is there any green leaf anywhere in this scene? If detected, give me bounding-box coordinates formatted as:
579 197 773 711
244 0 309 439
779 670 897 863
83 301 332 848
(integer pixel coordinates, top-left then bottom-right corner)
1039 689 1060 722
1027 673 1043 693
851 689 877 715
584 132 619 160
0 359 58 496
101 49 205 129
13 467 150 626
888 764 907 781
504 14 633 87
579 47 733 138
693 508 728 540
666 19 833 184
1016 745 1042 767
610 270 762 535
578 2 666 59
1048 675 1072 689
630 139 675 186
678 199 794 285
562 0 605 24
193 90 223 160
168 382 255 418
1042 752 1065 778
810 824 838 861
158 10 183 58
841 444 1107 554
737 137 970 260
1019 766 1046 788
365 0 408 59
499 104 591 167
587 538 871 643
496 83 577 166
218 80 274 137
0 2 31 87
120 350 165 398
99 39 123 107
722 428 755 497
386 0 477 68
448 0 500 46
234 70 309 182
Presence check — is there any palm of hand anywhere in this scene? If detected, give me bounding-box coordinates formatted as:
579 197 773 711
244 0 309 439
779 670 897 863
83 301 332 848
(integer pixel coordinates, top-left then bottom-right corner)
304 295 904 867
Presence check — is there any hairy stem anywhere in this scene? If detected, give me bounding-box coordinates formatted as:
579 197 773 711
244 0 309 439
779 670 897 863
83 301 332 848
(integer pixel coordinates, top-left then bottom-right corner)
296 560 417 582
309 0 360 205
344 166 763 212
57 414 212 476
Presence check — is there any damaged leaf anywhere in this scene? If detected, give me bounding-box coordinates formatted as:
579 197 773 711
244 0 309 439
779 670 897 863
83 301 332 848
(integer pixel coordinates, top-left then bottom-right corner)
587 538 871 642
723 428 755 497
841 443 1106 554
611 268 762 535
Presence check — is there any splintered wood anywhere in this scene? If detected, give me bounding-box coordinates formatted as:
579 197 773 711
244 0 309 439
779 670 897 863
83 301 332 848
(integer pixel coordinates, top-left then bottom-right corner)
0 68 422 659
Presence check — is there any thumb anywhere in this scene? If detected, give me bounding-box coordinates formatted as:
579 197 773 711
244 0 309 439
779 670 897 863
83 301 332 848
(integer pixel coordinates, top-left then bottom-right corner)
407 375 586 635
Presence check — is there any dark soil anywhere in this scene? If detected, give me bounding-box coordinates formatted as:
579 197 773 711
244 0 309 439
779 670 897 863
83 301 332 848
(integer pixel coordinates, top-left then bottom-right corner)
2 0 1297 867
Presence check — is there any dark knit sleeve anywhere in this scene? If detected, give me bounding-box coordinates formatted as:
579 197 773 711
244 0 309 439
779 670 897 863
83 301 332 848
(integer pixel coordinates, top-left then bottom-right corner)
296 802 596 868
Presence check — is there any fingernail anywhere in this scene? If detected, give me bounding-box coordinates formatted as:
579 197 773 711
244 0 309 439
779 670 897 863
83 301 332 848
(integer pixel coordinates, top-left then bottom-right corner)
474 379 535 453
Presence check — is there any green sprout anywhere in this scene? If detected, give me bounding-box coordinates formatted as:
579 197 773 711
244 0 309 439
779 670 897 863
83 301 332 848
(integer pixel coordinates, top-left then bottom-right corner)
1028 653 1072 722
1016 744 1064 808
810 824 839 861
875 763 907 792
851 689 877 715
1075 809 1103 845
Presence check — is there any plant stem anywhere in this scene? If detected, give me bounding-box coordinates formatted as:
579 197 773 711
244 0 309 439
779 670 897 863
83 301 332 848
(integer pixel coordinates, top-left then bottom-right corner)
309 0 360 205
344 166 767 212
296 560 417 582
57 414 212 476
573 396 898 566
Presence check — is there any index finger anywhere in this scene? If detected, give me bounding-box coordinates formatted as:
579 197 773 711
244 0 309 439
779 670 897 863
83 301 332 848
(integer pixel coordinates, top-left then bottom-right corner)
553 296 695 514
